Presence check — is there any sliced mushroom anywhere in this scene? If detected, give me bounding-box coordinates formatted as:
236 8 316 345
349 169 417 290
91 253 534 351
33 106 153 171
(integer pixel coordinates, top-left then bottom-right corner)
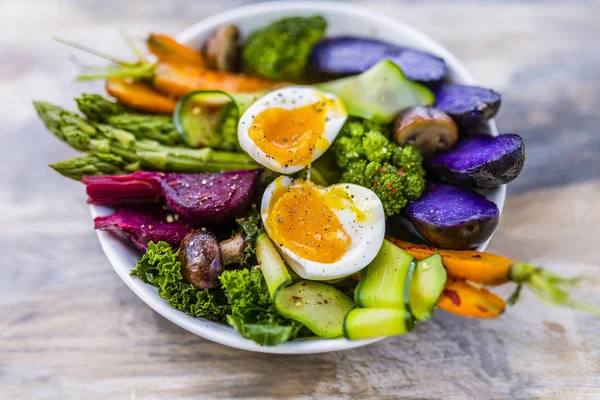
179 230 247 289
392 106 458 157
202 24 240 72
219 232 246 265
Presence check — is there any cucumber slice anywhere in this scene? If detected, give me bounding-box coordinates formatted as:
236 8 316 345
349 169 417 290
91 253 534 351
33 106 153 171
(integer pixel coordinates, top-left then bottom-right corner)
316 60 435 124
344 308 414 340
354 240 416 310
174 90 262 149
409 254 447 322
256 233 292 299
275 280 354 338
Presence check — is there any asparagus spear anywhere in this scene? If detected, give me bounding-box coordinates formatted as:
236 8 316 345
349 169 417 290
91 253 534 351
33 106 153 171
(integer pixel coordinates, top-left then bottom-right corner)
50 155 130 180
34 101 259 179
76 94 183 145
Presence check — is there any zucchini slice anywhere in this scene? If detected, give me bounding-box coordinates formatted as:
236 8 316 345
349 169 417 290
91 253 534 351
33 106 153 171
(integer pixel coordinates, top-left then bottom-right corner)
275 280 354 338
354 239 416 310
256 233 292 299
344 308 414 340
174 90 262 149
409 253 447 322
316 60 435 124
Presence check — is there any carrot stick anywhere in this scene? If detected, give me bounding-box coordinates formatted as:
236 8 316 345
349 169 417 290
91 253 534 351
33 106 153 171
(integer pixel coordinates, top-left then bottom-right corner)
388 237 513 285
147 34 205 67
153 62 282 97
437 278 505 319
105 78 176 114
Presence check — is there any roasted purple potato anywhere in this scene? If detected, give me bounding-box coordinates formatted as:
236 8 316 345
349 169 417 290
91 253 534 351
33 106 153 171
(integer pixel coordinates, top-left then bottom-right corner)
426 134 525 188
434 84 501 127
406 183 500 249
308 37 447 84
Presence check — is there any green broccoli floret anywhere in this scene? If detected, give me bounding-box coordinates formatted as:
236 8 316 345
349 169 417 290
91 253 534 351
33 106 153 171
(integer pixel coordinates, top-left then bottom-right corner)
333 136 364 168
242 16 327 80
334 118 425 217
363 130 392 163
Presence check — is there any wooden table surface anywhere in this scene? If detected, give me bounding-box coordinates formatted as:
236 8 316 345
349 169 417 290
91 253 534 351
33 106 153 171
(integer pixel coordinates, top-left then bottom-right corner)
2 0 599 399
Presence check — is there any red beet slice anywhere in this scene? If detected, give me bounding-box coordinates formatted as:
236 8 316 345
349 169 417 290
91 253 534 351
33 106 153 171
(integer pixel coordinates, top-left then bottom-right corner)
426 134 525 188
406 183 499 249
83 169 262 224
94 206 192 250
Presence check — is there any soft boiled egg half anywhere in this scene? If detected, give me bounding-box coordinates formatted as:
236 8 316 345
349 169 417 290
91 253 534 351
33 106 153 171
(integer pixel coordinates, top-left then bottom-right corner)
261 176 386 280
238 86 347 174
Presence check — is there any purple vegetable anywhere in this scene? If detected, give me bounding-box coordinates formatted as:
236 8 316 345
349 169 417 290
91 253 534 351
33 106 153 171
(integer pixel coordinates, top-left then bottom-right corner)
308 37 447 84
406 183 499 249
94 206 192 251
434 84 501 127
427 134 525 188
83 169 262 224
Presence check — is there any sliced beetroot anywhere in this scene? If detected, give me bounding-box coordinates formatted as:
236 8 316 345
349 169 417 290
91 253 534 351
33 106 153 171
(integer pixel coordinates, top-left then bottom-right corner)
308 37 447 84
426 134 525 188
94 206 192 250
83 169 262 224
434 84 501 127
406 183 499 249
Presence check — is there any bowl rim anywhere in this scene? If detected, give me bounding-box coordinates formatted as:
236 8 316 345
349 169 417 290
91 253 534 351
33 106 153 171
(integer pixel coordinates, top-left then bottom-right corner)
91 0 505 354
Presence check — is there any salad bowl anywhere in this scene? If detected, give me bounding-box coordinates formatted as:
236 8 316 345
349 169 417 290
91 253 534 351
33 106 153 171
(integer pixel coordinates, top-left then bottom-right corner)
90 1 505 354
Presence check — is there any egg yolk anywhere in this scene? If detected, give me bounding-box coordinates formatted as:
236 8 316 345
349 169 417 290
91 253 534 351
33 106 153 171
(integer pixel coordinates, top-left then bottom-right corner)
248 102 330 168
266 180 351 263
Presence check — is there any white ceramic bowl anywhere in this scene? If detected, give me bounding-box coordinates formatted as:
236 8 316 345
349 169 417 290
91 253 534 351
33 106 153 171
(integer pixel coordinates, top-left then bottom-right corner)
90 1 505 354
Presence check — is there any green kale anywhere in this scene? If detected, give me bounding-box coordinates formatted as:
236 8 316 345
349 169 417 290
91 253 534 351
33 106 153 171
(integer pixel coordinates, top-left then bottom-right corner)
219 268 303 345
242 15 327 80
131 242 227 321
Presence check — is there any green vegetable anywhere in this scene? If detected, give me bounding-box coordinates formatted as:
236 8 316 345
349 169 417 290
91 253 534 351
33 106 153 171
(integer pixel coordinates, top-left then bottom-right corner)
256 233 292 299
333 118 426 216
174 90 262 150
409 254 447 322
275 280 355 338
344 308 414 340
131 242 227 321
316 59 435 124
49 154 135 180
242 15 327 80
76 94 183 146
34 101 259 180
220 268 302 345
354 240 416 310
235 210 263 267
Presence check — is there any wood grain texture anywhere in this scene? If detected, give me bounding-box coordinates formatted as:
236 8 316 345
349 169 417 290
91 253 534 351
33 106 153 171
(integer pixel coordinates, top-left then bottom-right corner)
1 0 599 399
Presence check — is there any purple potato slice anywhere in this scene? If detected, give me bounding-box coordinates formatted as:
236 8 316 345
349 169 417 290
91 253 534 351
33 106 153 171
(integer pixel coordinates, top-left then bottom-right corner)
434 84 501 127
94 206 192 250
406 183 499 249
308 37 447 84
426 134 525 188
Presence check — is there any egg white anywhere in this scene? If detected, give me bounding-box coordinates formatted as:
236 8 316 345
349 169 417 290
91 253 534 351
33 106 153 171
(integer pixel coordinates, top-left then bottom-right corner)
261 176 386 280
238 86 347 174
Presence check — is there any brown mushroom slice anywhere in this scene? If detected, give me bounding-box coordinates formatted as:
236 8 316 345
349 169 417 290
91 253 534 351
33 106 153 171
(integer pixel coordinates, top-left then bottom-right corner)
392 106 458 157
179 231 224 289
202 24 240 72
219 233 246 265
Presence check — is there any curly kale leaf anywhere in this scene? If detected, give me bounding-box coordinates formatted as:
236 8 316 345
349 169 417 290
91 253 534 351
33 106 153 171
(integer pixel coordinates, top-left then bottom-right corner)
131 241 227 321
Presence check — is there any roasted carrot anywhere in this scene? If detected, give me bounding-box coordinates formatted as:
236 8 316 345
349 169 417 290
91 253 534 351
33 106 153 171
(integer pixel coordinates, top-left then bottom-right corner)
153 62 282 97
388 237 513 285
437 278 505 319
105 78 176 114
147 34 205 67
